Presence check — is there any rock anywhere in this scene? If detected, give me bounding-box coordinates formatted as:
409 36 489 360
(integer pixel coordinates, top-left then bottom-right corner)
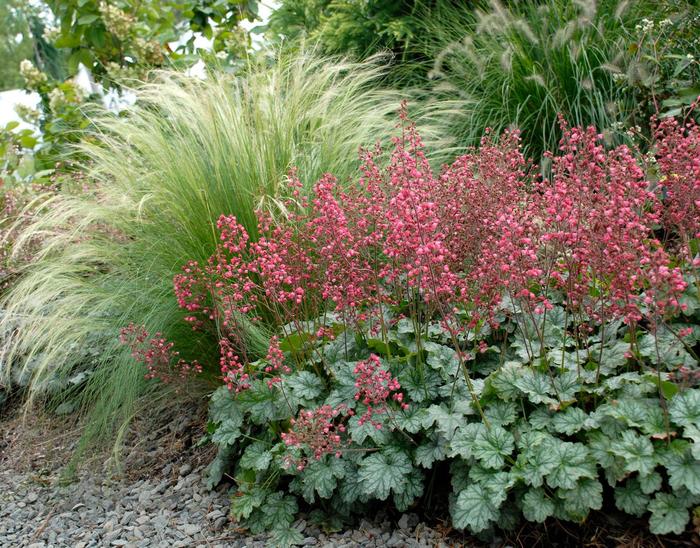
181 523 200 536
26 492 38 503
179 464 192 477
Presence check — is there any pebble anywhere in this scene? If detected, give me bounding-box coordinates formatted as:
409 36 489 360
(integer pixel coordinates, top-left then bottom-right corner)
0 465 447 547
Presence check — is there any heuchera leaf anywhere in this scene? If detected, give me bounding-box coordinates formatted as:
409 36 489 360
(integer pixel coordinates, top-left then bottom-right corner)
239 441 273 472
522 487 555 523
261 492 298 529
559 478 603 518
209 385 243 424
489 362 523 400
648 492 689 535
611 430 656 477
550 407 589 435
231 485 267 520
358 449 412 501
211 418 242 446
271 526 305 547
415 434 447 468
670 389 700 428
545 441 596 490
514 369 558 406
663 445 700 495
471 424 515 470
452 484 500 533
285 371 323 401
614 479 650 517
484 401 517 426
298 456 347 502
393 468 424 512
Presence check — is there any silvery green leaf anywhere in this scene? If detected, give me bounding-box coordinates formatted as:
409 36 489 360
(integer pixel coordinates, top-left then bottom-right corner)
298 456 347 502
451 484 500 533
472 424 515 470
648 492 689 535
423 341 459 372
358 449 412 501
515 369 558 406
285 371 323 401
551 407 589 435
559 478 603 517
209 385 243 424
230 485 267 520
490 362 523 400
611 430 656 477
211 418 242 446
639 471 662 494
683 425 700 460
663 445 700 495
638 328 696 369
545 441 596 490
393 468 424 512
484 401 517 426
514 436 559 488
239 441 273 472
670 389 700 427
528 407 552 430
468 466 515 506
271 526 305 547
522 487 554 523
614 478 649 517
415 433 448 468
261 492 298 529
395 406 429 434
347 415 391 445
398 366 441 402
422 404 463 439
449 423 484 459
551 370 582 402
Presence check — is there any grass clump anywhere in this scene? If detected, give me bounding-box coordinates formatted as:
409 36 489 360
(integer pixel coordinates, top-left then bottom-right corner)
420 0 667 158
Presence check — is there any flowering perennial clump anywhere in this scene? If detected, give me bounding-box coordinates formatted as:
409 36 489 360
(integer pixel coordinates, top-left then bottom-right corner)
127 109 700 539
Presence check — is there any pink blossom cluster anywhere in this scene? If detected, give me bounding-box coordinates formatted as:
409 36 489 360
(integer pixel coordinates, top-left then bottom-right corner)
281 404 350 470
353 354 408 428
119 322 201 382
263 335 291 388
653 114 700 259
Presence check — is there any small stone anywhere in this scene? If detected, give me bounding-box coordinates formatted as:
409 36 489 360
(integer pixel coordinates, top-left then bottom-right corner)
181 523 200 536
26 492 38 503
179 464 192 477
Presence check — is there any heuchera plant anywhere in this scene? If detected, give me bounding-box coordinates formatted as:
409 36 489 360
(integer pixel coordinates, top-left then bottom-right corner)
131 105 699 543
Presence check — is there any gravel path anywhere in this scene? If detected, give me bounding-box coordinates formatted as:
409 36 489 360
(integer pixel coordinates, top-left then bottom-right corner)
0 462 450 547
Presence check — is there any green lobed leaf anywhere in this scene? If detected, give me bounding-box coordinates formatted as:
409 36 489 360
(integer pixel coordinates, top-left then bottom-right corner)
393 468 424 512
472 424 515 470
358 449 413 501
522 487 554 523
514 369 558 406
559 478 603 518
484 401 517 426
611 430 656 477
261 492 298 530
545 441 596 490
550 407 590 435
648 492 690 535
231 485 267 521
670 389 700 428
285 371 324 401
490 362 523 400
271 526 305 547
451 484 500 533
211 418 242 447
662 444 700 495
614 479 649 517
239 441 273 472
298 456 347 502
415 434 448 468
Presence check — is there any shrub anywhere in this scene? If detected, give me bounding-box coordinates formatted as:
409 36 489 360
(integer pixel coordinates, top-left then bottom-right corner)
0 52 449 454
174 110 699 541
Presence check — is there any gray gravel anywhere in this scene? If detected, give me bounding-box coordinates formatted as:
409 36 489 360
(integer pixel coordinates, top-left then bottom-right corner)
0 463 450 547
